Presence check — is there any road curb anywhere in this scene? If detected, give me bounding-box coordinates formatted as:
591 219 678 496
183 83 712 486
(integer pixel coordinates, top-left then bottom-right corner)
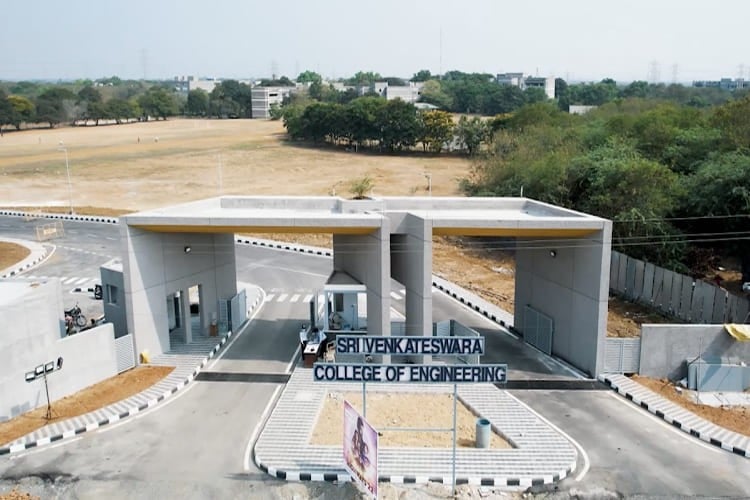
235 236 333 257
0 238 51 278
254 461 575 489
0 209 119 225
0 292 263 457
599 374 750 459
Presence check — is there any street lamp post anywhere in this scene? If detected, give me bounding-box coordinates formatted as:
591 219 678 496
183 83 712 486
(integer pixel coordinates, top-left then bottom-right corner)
58 142 74 214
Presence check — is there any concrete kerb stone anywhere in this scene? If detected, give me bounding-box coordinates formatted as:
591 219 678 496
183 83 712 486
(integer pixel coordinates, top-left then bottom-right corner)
235 236 333 257
0 209 119 225
599 374 750 459
0 289 264 457
0 237 52 278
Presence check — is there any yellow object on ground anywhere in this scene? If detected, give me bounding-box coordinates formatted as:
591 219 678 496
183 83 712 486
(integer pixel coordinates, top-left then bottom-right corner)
140 350 151 363
725 324 750 341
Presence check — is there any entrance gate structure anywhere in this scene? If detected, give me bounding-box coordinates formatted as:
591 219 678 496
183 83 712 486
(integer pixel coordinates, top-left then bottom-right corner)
120 196 611 377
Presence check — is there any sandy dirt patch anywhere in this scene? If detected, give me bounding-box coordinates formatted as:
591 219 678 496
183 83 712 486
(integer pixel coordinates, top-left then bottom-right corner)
631 375 750 437
0 489 38 500
0 366 174 446
0 242 30 271
311 391 512 449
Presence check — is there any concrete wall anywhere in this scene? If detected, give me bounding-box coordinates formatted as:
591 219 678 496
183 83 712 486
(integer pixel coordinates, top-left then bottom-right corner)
122 226 237 358
639 324 750 380
100 261 127 338
514 225 612 377
0 279 117 421
332 226 391 340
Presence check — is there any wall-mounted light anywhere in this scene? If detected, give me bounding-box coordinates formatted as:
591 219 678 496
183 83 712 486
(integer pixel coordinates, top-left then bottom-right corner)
550 250 557 258
184 246 192 254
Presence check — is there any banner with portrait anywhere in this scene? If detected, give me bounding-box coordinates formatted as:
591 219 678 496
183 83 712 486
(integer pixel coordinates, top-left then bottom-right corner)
343 400 378 498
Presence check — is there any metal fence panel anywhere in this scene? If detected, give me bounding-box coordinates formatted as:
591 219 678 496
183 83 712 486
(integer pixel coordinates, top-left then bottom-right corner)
617 254 628 294
732 296 749 323
670 272 684 317
696 281 715 324
652 266 665 307
610 251 621 291
712 289 727 323
625 259 637 300
641 262 656 305
633 260 645 301
678 275 694 321
115 334 135 373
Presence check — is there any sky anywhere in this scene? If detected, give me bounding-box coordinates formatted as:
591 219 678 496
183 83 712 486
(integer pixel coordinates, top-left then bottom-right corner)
1 0 748 83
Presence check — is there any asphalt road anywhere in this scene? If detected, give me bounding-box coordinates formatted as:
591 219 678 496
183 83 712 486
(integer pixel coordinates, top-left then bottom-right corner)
1 215 748 499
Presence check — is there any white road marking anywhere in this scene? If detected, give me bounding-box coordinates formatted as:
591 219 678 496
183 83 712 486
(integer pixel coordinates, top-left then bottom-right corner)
277 293 288 302
303 294 313 303
74 277 90 285
264 294 275 302
506 392 591 482
289 294 300 303
63 277 78 284
244 385 282 472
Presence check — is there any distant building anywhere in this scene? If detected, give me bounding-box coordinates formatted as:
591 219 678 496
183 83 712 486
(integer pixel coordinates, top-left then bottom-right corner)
692 78 747 90
250 87 294 118
496 73 556 99
569 105 597 115
173 76 193 94
384 82 423 103
189 79 221 94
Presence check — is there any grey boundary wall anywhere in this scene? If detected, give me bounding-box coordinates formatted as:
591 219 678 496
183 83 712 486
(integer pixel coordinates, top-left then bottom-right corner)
0 292 263 456
599 374 749 459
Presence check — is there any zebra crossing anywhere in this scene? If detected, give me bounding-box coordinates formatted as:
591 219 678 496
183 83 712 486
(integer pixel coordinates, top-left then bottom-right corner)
263 289 407 304
25 275 98 288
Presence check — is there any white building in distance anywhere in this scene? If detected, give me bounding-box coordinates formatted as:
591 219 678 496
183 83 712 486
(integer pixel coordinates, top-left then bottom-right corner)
496 73 556 99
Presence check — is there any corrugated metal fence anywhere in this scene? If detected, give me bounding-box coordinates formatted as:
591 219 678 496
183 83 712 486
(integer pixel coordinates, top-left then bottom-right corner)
115 334 135 373
610 251 750 324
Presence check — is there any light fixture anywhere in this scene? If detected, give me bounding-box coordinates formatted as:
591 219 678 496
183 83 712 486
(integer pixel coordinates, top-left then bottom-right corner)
550 250 557 258
184 246 192 254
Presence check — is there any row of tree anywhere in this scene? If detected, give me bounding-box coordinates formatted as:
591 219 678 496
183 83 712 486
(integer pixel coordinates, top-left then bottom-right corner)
0 84 180 129
278 96 491 154
461 95 750 278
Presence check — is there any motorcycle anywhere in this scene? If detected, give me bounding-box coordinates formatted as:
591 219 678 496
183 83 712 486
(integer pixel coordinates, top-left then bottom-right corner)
65 303 87 333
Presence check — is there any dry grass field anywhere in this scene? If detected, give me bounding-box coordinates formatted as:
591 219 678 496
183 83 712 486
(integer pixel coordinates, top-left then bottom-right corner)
0 119 468 210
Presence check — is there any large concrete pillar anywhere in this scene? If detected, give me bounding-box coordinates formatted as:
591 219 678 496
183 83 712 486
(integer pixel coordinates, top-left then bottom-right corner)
332 224 391 339
390 214 433 363
514 223 612 377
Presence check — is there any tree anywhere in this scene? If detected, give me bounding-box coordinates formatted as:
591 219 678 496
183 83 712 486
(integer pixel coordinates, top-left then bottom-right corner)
296 70 322 84
346 97 386 145
523 87 548 104
106 99 139 124
411 69 432 82
138 86 178 120
710 94 750 150
186 89 209 116
35 88 76 127
77 85 102 104
346 71 383 87
454 116 489 155
679 152 750 280
419 80 453 110
0 90 12 131
7 95 34 129
419 110 454 152
376 99 421 151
